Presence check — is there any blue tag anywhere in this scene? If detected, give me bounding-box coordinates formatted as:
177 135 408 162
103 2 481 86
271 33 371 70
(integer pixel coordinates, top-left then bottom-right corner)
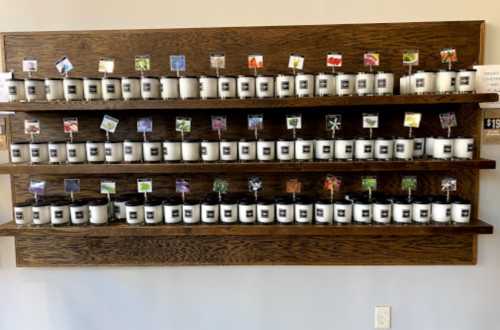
170 55 186 72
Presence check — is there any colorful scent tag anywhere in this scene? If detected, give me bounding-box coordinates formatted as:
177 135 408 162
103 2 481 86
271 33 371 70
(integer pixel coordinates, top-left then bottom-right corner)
210 53 225 69
441 177 457 192
286 178 302 194
137 178 153 193
364 52 380 67
213 178 229 194
401 176 417 191
324 175 341 192
63 117 78 133
137 117 153 133
439 112 458 129
248 54 264 69
175 179 190 193
440 48 458 64
326 52 343 67
175 117 192 133
326 114 342 130
98 58 115 73
403 50 419 65
22 58 38 72
361 176 377 191
288 54 304 70
286 115 302 130
170 55 186 72
64 179 80 193
29 180 46 194
362 113 379 129
135 55 150 71
404 112 422 128
100 180 116 194
211 115 227 131
248 176 262 192
248 114 264 130
55 56 74 74
24 119 40 135
100 115 119 133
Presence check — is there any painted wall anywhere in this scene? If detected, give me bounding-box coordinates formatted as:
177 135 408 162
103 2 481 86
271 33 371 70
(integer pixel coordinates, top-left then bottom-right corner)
0 1 499 329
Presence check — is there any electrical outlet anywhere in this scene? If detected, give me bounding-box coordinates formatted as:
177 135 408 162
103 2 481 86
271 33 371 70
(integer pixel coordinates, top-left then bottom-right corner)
374 305 391 329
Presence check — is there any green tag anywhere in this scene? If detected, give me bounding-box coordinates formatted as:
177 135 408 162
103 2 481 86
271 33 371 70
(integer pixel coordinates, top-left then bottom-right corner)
401 176 417 191
213 178 229 194
100 180 116 194
137 178 153 193
361 177 377 191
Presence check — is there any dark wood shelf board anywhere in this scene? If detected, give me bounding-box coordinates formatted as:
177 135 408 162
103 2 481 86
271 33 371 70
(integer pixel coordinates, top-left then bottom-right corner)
0 93 497 112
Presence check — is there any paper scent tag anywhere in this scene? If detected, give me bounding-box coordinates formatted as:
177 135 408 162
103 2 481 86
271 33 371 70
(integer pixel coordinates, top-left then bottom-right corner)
248 176 262 192
248 54 264 69
100 115 119 133
286 178 302 193
439 112 458 129
100 180 116 194
135 55 151 71
211 115 227 131
286 115 302 130
64 179 80 193
175 179 190 193
362 176 377 191
362 113 379 129
170 55 186 72
55 56 74 75
98 58 115 73
440 48 458 63
22 58 38 72
213 178 229 194
288 54 304 70
63 117 79 133
364 52 380 67
326 52 343 67
404 112 422 128
175 117 192 133
137 178 153 193
24 119 40 135
137 117 153 133
248 114 263 130
324 175 341 192
403 50 419 66
441 177 457 192
401 176 417 191
210 53 225 69
29 180 46 194
326 114 342 130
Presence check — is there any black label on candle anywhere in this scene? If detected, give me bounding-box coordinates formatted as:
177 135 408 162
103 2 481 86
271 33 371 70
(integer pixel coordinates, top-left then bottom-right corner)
184 210 192 218
415 142 423 150
199 82 204 91
261 210 269 217
461 209 469 217
15 212 23 220
143 83 151 92
451 77 456 87
163 147 168 155
260 82 268 92
12 149 20 157
299 210 307 218
242 146 249 154
364 145 372 153
201 146 207 155
402 210 410 218
224 210 232 217
31 149 39 157
150 148 159 156
337 209 345 217
396 144 405 152
281 146 289 154
460 76 470 86
55 210 63 218
75 211 83 219
28 86 36 95
319 79 328 88
113 206 119 214
105 148 112 156
303 145 311 153
420 210 428 217
362 210 369 217
172 210 179 217
146 211 154 219
380 146 388 154
129 211 137 219
316 209 324 217
89 85 97 94
8 86 16 95
281 81 289 90
341 80 349 89
444 145 452 153
357 80 367 89
45 85 50 94
322 146 331 153
206 210 214 218
381 210 389 218
50 149 58 157
223 146 230 155
416 78 425 88
246 210 253 217
125 146 133 154
33 211 39 219
345 145 353 153
446 208 451 216
222 82 229 91
377 79 387 88
279 209 286 217
67 85 77 94
123 84 131 92
241 82 249 91
106 85 115 93
299 80 308 89
467 144 473 152
90 148 98 156
69 149 76 157
263 147 271 155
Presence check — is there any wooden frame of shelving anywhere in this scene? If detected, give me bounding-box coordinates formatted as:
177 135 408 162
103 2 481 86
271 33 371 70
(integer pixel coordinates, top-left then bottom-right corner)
0 21 495 266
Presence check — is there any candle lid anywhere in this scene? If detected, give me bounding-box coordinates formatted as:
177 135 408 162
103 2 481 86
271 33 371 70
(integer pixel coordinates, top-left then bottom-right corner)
202 194 219 205
121 76 141 79
144 199 162 206
179 75 198 79
89 198 109 206
102 77 121 81
239 197 256 205
353 198 371 205
199 75 217 79
14 201 32 207
29 141 48 145
24 78 44 81
11 141 30 144
274 196 293 205
83 77 102 80
162 196 182 206
316 198 333 205
7 78 24 82
376 71 393 74
51 200 71 206
183 199 200 206
66 141 85 144
373 198 391 205
123 139 143 143
459 68 477 72
32 199 51 207
64 77 83 80
239 139 256 142
70 199 88 207
438 69 457 72
451 197 470 204
257 198 274 205
412 197 431 204
220 196 237 204
48 140 67 144
333 199 353 205
431 197 450 204
141 76 160 79
125 199 144 207
114 194 139 202
394 197 412 205
295 196 312 205
45 77 63 81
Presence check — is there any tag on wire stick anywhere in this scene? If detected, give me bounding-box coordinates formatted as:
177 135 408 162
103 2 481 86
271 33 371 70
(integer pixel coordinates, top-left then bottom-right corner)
55 56 74 75
324 175 341 192
326 114 342 131
439 112 457 129
286 115 302 130
404 112 422 128
213 178 229 194
248 176 262 192
135 55 150 72
175 117 192 133
248 54 264 69
362 176 377 191
98 58 115 74
176 179 191 193
64 179 80 193
402 176 417 191
63 117 78 133
23 58 38 73
288 54 304 71
100 115 119 133
29 180 46 195
441 177 457 192
24 119 40 135
364 52 380 67
211 116 227 131
210 53 225 70
100 180 116 194
440 48 458 64
403 50 419 66
137 117 153 133
248 115 263 130
362 113 379 128
137 178 153 193
286 178 302 193
326 52 342 68
170 55 186 73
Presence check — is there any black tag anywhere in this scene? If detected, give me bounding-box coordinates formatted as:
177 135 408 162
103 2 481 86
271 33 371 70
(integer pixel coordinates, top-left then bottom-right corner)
105 148 112 156
206 210 214 218
357 80 367 89
8 86 16 95
281 146 289 154
50 149 58 157
316 209 324 217
416 78 425 88
261 210 269 217
150 148 159 156
90 148 98 156
201 146 207 155
89 85 97 94
303 145 311 153
113 206 119 214
67 85 77 94
31 149 39 157
12 149 21 157
224 210 232 217
222 82 229 91
460 76 470 86
377 79 387 88
345 145 353 153
461 209 469 217
446 208 451 216
341 80 349 89
15 212 23 220
451 77 456 87
420 210 428 217
299 210 307 217
396 144 405 152
129 211 137 219
69 149 76 157
184 210 192 217
55 210 63 218
106 85 115 93
33 211 39 219
467 144 473 152
123 84 131 92
337 209 345 217
172 210 179 217
415 142 423 150
263 147 271 155
362 210 369 217
242 146 249 154
380 146 388 154
381 210 389 218
75 211 83 219
322 146 331 153
246 210 253 217
299 80 308 89
143 83 151 92
28 86 36 95
281 81 289 90
146 211 154 219
402 210 410 218
163 147 168 155
444 145 452 153
260 82 268 92
364 145 372 153
223 146 230 155
279 209 286 217
319 79 328 88
125 146 133 154
241 82 249 91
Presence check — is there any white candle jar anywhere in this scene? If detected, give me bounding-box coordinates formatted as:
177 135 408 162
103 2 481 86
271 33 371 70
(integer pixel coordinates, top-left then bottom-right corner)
160 76 179 100
220 140 238 162
432 137 453 160
374 138 394 160
237 76 256 99
412 71 435 95
295 73 314 97
257 140 275 161
394 138 414 160
220 198 238 224
431 199 451 223
66 142 86 163
399 75 411 95
113 195 131 221
436 70 457 94
315 200 333 224
353 200 372 223
126 200 145 225
277 140 295 161
70 200 90 225
163 198 182 224
294 198 313 223
201 199 219 224
375 72 394 96
182 201 201 224
276 198 294 224
354 138 374 160
275 74 295 98
238 140 256 161
456 69 476 93
102 77 122 101
144 200 163 225
453 137 474 159
295 139 314 161
355 72 375 96
256 76 274 98
257 200 275 224
44 78 64 101
335 139 354 160
181 140 200 162
413 137 425 158
14 202 32 225
179 77 199 99
451 199 471 224
86 141 106 163
105 141 123 163
143 141 162 162
6 79 26 102
141 76 160 100
393 199 412 224
336 73 355 96
372 199 392 224
29 142 49 163
163 141 182 162
51 200 70 226
123 140 143 163
238 199 256 224
315 73 336 97
48 141 67 164
83 78 102 101
334 200 353 224
201 140 220 162
24 79 45 102
32 200 51 225
63 78 84 101
199 76 218 99
314 139 334 160
412 199 431 223
425 137 435 158
218 76 237 99
121 77 141 100
10 142 30 163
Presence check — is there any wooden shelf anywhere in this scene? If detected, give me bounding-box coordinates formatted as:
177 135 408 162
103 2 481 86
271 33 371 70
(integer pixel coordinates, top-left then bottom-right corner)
0 159 495 175
0 93 497 112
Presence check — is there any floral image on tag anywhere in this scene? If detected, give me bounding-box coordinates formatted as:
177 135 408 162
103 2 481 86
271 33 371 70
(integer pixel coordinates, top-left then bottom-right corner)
326 53 342 67
440 48 458 63
362 113 379 129
286 178 302 193
403 50 419 65
286 115 302 130
24 119 40 135
439 112 458 129
23 58 38 72
137 178 153 193
288 54 304 70
176 179 190 193
213 178 229 194
135 55 150 71
248 54 264 69
175 117 192 133
324 175 341 192
137 117 153 133
401 176 417 191
210 53 225 69
63 117 78 133
55 56 73 74
64 179 80 193
441 177 457 192
362 176 377 191
404 112 422 128
211 116 227 131
326 114 342 130
100 180 116 194
248 176 262 192
364 52 380 66
100 115 119 133
170 55 186 72
98 58 115 73
248 115 263 130
29 180 46 194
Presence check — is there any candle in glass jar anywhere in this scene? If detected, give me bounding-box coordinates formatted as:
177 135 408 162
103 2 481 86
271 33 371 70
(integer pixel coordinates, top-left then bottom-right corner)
295 139 314 161
126 199 145 225
179 76 199 99
48 141 67 164
201 140 220 162
436 70 457 94
163 197 182 224
144 199 163 225
451 198 471 224
14 201 32 225
355 72 375 96
63 77 84 101
70 200 89 225
294 197 313 223
314 139 334 160
295 73 314 97
256 76 274 98
453 137 474 159
335 138 354 160
334 199 353 224
6 79 26 102
276 197 294 224
24 78 45 102
123 140 143 162
372 198 392 224
394 138 414 160
199 76 218 99
257 199 275 224
83 77 102 101
220 197 238 224
393 199 412 224
32 200 51 225
201 197 219 224
374 137 394 160
257 140 275 161
412 198 431 223
275 75 295 98
141 76 160 100
29 142 49 164
374 72 394 95
238 198 256 224
160 76 179 100
102 77 122 101
183 200 201 224
336 73 355 96
143 141 162 162
218 76 237 99
51 200 71 226
86 141 106 163
276 140 295 161
45 78 64 101
121 77 141 100
237 76 256 99
163 140 182 162
315 73 336 97
219 140 238 162
353 199 372 223
10 141 30 163
105 141 123 163
456 69 476 93
238 139 256 161
181 140 201 162
314 199 333 224
66 141 86 163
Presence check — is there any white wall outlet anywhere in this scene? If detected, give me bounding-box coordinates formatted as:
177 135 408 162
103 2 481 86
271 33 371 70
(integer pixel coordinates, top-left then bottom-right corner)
374 305 391 329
